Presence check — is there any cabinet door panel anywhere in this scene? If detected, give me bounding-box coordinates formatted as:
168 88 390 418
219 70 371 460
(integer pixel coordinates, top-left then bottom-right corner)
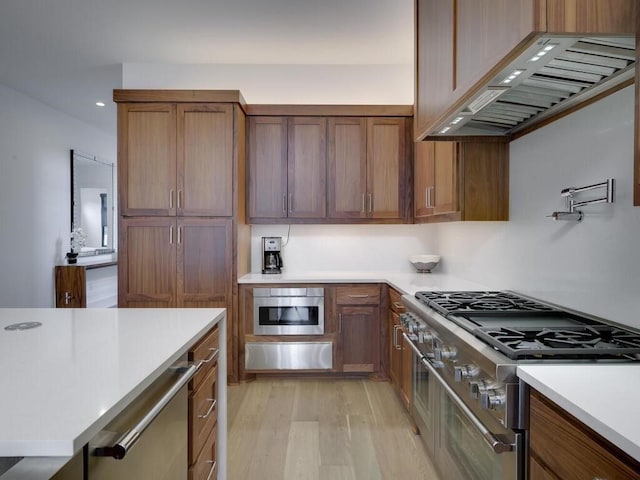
248 117 288 219
433 142 458 214
119 218 176 307
367 118 405 219
55 266 86 308
327 117 367 218
389 311 402 386
177 218 231 308
119 104 177 216
288 117 327 218
414 141 436 218
179 104 233 216
339 305 379 372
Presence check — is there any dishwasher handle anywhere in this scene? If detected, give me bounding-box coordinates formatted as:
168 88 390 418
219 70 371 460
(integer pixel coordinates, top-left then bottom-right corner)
94 363 198 460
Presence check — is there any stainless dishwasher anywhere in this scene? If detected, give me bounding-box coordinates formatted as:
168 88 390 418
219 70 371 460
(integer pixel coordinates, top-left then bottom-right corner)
86 357 197 480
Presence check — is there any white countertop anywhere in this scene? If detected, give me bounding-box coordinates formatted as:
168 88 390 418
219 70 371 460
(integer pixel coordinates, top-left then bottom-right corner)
238 271 489 295
0 308 225 458
518 364 640 460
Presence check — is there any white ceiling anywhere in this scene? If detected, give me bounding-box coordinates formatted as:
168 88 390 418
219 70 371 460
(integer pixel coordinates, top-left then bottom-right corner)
0 0 414 135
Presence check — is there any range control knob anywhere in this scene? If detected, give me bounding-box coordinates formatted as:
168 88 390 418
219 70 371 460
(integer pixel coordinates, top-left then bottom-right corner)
454 364 480 383
480 388 506 411
417 329 434 344
434 345 457 362
469 380 493 399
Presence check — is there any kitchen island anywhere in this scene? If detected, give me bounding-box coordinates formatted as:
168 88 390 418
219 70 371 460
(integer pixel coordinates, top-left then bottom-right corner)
0 308 226 479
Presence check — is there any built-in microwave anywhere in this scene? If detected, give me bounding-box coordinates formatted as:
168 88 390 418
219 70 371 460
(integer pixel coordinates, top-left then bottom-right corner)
253 287 324 336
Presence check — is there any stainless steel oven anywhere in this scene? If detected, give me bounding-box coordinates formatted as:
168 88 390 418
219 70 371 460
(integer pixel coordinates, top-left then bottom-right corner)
253 287 324 336
402 290 640 480
402 317 523 480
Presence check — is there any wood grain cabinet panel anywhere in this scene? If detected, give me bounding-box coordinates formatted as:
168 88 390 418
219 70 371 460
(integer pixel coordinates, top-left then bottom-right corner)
119 217 231 308
288 117 327 218
55 266 86 308
178 104 234 217
249 111 411 223
248 116 288 219
118 102 234 217
327 117 367 218
335 285 381 373
119 103 177 216
388 288 405 395
414 141 508 223
529 388 640 480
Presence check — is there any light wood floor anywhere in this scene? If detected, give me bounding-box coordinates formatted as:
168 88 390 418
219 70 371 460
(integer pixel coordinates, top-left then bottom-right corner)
227 378 440 480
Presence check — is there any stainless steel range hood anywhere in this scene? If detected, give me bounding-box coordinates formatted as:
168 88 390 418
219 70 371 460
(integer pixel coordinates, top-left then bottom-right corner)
432 36 635 137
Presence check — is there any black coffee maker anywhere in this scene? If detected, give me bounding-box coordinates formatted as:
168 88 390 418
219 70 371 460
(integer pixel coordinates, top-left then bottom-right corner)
261 237 283 274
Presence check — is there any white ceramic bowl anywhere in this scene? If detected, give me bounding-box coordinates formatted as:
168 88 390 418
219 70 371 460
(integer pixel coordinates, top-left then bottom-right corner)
409 254 441 273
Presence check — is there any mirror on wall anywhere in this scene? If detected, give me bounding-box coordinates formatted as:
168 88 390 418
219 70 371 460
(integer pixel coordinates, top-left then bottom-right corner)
70 149 115 255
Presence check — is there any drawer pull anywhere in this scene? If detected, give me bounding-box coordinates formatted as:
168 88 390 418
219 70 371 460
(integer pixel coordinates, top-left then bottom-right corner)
201 348 219 365
392 301 404 309
348 294 369 298
205 460 217 480
198 398 217 420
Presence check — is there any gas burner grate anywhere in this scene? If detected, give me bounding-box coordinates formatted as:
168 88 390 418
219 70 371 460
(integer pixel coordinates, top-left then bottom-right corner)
475 325 640 359
414 291 557 315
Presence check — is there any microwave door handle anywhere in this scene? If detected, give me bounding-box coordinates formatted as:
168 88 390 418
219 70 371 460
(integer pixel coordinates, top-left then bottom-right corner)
411 341 515 455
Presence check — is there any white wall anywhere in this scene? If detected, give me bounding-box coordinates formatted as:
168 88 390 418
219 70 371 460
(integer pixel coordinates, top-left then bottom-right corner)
434 86 640 328
250 224 437 273
122 63 413 105
0 84 116 307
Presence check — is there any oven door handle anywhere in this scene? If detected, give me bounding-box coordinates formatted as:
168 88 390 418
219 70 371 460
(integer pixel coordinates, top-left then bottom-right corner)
402 332 515 455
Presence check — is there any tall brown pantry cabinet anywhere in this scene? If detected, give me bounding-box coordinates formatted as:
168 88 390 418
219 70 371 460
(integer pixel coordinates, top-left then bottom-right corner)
114 90 250 386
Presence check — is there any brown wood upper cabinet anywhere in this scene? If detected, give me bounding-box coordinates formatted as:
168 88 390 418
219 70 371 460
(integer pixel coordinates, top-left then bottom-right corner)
415 0 636 140
248 116 326 220
328 117 408 220
119 103 234 216
248 108 412 224
414 141 509 222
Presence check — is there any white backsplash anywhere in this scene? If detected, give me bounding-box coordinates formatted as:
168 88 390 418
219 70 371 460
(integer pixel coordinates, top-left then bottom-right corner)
434 85 640 328
250 224 436 273
249 85 640 329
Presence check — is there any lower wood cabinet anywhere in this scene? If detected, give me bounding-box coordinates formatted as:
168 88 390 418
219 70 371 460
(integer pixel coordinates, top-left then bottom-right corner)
529 388 640 480
335 285 381 372
118 217 231 307
388 287 412 410
188 326 219 480
55 263 117 308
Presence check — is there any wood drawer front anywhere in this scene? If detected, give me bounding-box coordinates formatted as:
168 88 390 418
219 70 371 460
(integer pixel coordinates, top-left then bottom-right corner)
189 364 218 464
188 424 217 480
336 286 380 305
189 326 219 390
389 288 405 313
529 390 640 480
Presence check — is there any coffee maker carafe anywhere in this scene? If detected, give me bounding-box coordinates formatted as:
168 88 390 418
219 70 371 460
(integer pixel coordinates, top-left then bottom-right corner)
261 237 283 274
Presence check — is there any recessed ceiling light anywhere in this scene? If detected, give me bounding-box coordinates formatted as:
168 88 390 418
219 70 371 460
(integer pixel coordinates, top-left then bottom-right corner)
95 102 105 107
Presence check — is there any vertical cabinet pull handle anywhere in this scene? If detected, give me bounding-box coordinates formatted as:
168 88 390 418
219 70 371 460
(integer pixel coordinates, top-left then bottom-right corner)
282 194 287 214
177 226 182 244
169 226 174 244
426 186 434 208
289 194 293 213
169 190 175 209
368 193 373 213
361 194 366 213
177 190 182 209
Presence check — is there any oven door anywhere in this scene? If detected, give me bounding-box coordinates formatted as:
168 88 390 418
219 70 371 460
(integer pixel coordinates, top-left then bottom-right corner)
253 294 324 335
422 355 524 480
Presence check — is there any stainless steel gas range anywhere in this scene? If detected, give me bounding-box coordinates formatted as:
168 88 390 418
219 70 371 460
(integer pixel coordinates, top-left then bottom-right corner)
400 290 640 480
